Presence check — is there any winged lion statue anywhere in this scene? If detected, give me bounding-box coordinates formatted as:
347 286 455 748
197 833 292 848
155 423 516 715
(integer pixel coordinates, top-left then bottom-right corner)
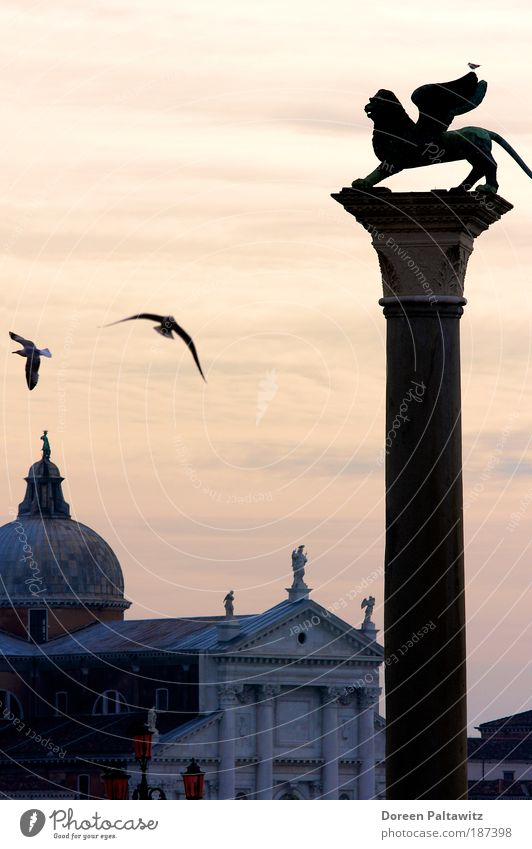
351 72 531 194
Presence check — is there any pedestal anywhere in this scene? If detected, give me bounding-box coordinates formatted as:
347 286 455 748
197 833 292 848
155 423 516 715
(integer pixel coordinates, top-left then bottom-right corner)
332 188 512 800
216 618 241 642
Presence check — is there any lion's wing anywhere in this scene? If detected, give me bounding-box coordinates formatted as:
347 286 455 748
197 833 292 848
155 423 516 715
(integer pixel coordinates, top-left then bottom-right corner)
411 72 487 137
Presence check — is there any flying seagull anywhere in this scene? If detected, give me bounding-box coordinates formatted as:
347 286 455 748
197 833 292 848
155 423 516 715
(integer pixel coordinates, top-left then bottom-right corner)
9 332 52 391
468 62 481 69
103 313 206 381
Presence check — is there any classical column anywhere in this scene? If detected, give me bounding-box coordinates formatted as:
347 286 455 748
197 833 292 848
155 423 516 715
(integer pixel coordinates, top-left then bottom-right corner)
332 188 512 799
358 687 378 800
217 684 241 800
255 684 280 800
321 687 341 799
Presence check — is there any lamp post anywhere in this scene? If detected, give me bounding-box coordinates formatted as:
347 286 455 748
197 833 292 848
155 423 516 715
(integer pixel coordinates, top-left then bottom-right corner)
181 758 205 800
132 729 167 800
102 767 130 800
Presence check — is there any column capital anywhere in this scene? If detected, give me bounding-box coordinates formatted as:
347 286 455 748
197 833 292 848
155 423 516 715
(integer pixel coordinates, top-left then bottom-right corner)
322 686 344 705
357 687 381 710
217 683 243 705
331 189 513 299
257 683 281 702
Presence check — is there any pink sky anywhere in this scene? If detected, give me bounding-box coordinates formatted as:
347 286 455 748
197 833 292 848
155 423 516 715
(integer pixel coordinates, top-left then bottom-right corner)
1 0 531 732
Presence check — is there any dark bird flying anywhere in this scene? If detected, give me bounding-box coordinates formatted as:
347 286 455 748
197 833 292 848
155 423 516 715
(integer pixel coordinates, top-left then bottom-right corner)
103 313 206 381
10 332 52 391
468 62 481 69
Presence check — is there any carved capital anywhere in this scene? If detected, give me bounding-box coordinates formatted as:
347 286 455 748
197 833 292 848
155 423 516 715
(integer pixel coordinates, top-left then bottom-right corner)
374 236 472 299
331 189 513 300
357 687 380 710
217 683 244 705
257 684 281 703
322 686 344 706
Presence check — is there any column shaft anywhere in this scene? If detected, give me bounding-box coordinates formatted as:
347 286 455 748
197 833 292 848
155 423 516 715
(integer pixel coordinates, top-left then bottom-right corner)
358 692 376 800
321 692 339 800
256 698 274 800
383 297 466 799
218 691 236 800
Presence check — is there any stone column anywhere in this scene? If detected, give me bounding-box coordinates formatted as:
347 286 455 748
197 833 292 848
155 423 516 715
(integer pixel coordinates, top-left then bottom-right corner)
358 687 378 800
217 684 241 800
332 189 512 800
255 684 280 800
321 687 341 799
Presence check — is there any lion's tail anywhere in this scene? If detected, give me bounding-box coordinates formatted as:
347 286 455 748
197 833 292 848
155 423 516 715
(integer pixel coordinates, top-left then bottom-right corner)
490 132 532 178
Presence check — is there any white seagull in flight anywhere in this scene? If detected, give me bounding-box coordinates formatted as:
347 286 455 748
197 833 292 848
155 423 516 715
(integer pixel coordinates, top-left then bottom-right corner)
10 332 52 391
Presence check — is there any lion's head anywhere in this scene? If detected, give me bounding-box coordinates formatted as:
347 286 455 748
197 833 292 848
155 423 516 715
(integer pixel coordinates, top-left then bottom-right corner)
364 89 413 131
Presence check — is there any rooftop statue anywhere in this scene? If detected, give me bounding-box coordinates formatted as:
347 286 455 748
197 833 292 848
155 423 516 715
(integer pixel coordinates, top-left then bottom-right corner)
223 590 235 618
291 544 307 586
351 71 532 194
361 595 375 624
40 430 51 461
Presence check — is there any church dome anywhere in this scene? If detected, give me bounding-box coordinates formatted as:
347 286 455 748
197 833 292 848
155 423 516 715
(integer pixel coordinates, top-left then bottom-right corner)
0 439 129 611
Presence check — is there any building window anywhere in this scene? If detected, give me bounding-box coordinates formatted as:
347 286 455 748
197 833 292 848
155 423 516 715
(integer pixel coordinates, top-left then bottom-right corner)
297 632 307 645
0 690 23 721
93 690 129 715
503 771 515 781
55 691 68 716
28 609 48 643
235 792 247 800
155 688 169 712
339 793 351 800
78 774 90 799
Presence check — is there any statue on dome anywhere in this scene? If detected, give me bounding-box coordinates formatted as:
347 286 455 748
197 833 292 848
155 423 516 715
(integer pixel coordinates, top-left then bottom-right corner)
224 590 235 618
291 545 307 586
40 430 51 461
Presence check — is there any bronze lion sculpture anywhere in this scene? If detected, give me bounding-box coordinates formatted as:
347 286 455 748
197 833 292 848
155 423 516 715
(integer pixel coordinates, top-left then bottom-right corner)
352 72 531 193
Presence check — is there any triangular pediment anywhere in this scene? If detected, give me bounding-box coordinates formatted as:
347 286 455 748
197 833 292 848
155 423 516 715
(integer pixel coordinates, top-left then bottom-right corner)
224 600 383 661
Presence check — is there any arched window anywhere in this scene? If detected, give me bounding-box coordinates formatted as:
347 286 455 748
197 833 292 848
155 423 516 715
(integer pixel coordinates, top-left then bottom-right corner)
0 690 23 721
93 690 129 715
55 691 68 716
155 688 169 712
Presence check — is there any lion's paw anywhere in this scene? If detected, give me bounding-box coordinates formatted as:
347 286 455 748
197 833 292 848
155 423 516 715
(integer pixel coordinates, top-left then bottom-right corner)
475 183 497 194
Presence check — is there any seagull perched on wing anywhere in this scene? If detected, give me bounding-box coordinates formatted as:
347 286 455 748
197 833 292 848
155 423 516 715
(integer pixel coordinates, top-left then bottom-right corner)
9 332 52 391
467 62 481 69
103 313 206 381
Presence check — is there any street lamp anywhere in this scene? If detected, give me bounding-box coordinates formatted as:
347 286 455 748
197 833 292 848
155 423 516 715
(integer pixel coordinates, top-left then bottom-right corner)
182 758 205 800
102 768 130 800
132 728 166 800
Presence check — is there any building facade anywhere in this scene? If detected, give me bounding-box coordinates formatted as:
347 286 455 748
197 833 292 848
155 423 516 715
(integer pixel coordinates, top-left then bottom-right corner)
468 710 532 800
0 446 385 800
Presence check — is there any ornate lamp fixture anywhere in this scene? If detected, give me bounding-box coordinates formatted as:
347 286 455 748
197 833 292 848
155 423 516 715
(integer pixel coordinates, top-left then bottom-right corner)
182 758 205 800
102 767 130 800
132 724 166 800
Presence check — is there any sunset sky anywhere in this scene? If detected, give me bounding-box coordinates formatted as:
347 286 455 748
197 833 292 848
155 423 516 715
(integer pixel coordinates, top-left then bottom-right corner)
1 0 531 732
